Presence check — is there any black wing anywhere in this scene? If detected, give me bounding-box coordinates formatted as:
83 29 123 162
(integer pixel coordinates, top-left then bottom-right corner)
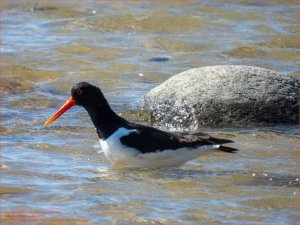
120 123 237 154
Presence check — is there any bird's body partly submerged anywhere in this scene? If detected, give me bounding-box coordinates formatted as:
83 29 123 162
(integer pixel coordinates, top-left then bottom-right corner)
99 126 229 168
44 82 237 168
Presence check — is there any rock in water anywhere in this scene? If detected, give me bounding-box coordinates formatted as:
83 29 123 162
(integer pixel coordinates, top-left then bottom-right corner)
138 65 299 128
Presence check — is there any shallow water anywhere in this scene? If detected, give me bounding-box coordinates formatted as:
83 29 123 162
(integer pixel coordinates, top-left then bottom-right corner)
1 0 299 224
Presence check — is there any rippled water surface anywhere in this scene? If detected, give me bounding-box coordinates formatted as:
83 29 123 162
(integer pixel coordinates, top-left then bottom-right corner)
1 0 299 224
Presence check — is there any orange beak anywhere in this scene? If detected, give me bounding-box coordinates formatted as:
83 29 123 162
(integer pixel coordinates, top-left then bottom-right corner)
44 97 76 126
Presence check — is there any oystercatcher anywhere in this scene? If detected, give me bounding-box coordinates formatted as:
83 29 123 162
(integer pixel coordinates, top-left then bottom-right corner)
44 82 237 168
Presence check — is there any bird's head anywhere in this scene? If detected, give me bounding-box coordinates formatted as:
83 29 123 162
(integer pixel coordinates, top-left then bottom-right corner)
44 82 105 126
71 82 103 107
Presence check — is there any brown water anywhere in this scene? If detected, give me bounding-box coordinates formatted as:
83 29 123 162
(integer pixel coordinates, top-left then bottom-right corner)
1 0 299 224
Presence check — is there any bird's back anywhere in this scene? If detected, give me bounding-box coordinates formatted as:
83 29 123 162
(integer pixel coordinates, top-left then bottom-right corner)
120 123 237 154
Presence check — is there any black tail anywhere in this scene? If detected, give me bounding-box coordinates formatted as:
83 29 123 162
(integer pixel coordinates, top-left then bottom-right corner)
218 145 238 153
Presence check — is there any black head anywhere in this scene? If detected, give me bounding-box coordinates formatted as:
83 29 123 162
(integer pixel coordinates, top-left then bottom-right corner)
45 82 114 126
71 82 107 108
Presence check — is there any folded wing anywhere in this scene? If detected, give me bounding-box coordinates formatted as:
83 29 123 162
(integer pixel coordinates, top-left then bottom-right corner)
120 123 238 154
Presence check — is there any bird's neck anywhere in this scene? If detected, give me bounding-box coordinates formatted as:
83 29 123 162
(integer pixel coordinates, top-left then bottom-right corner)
84 102 128 140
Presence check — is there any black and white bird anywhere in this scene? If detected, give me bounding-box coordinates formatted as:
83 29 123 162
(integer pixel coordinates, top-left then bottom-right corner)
44 82 237 168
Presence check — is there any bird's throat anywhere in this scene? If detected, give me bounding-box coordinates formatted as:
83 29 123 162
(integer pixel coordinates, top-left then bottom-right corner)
85 104 127 140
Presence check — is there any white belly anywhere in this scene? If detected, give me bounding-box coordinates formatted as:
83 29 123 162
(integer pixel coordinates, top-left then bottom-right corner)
99 127 218 168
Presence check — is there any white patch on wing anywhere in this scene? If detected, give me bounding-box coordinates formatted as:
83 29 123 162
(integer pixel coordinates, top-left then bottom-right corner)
99 127 219 168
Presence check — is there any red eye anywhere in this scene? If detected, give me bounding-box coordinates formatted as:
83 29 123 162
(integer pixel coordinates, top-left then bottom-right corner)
76 89 83 95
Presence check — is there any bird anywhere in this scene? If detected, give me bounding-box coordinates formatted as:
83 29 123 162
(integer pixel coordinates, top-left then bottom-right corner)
44 82 237 168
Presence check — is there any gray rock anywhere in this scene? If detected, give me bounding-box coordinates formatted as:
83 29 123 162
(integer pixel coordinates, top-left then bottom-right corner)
138 65 299 128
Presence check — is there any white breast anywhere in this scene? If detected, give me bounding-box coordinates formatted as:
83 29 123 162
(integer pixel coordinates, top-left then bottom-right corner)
99 128 139 166
99 127 219 168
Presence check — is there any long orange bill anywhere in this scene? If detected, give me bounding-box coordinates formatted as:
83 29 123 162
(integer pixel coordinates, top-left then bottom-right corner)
44 97 76 126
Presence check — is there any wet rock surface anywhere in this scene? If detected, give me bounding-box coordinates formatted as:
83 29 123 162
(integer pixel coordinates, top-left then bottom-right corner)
138 65 299 128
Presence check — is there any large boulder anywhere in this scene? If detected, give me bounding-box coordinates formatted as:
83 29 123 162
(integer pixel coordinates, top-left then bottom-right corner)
138 65 299 128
